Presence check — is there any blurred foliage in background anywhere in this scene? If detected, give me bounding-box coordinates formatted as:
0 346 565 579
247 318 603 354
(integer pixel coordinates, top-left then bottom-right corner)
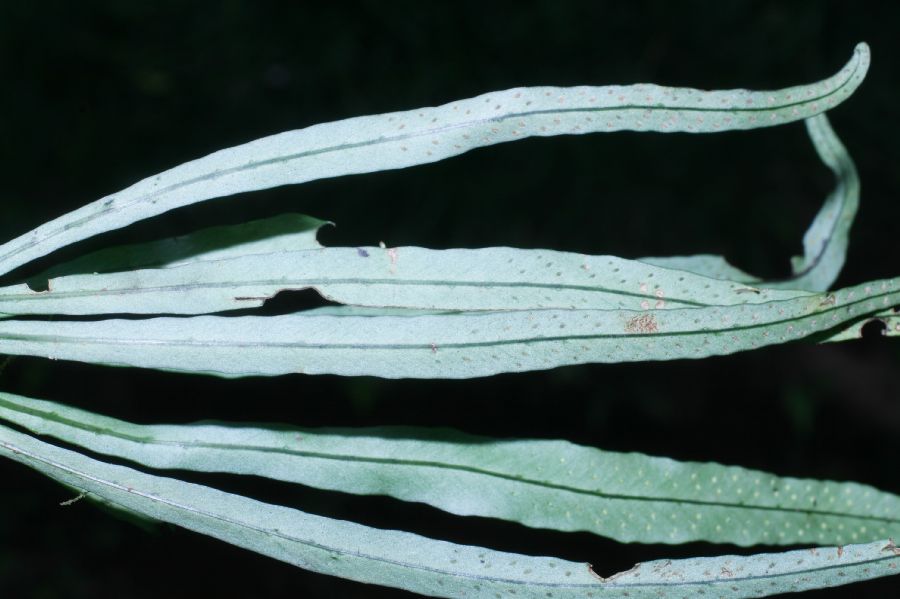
0 2 898 597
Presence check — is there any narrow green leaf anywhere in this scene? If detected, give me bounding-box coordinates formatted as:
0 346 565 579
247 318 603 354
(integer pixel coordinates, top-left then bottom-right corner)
638 254 759 284
641 113 858 292
34 213 328 281
2 391 896 547
0 44 869 277
2 424 897 598
274 305 900 346
0 247 811 316
769 114 859 291
0 276 894 378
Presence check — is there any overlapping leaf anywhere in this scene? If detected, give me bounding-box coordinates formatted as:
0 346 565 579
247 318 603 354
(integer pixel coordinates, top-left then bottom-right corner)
0 276 894 378
642 113 859 292
0 246 812 316
2 391 896 547
0 113 855 320
2 424 897 598
34 213 328 281
0 41 895 599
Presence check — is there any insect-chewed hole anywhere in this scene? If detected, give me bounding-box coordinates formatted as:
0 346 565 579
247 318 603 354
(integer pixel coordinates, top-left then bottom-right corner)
860 318 887 339
25 278 50 292
257 288 341 316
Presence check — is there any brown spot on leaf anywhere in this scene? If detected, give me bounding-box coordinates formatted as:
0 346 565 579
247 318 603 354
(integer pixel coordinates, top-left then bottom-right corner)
819 294 836 307
625 314 658 334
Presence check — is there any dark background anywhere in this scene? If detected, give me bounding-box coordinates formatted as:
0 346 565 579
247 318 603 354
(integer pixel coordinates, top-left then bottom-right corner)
0 1 898 597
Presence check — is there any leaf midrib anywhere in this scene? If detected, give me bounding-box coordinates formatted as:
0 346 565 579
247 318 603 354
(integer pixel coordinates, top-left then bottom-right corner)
2 433 895 592
2 397 894 526
0 49 863 268
0 284 894 351
0 277 711 308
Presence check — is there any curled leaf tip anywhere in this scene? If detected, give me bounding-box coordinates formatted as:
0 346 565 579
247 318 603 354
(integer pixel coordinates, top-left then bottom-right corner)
851 41 871 81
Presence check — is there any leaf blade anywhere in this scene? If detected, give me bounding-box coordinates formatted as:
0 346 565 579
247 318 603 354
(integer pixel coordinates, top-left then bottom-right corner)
770 113 860 291
0 277 894 378
33 213 329 282
0 44 869 277
1 424 896 598
0 247 812 316
640 113 859 292
1 391 897 547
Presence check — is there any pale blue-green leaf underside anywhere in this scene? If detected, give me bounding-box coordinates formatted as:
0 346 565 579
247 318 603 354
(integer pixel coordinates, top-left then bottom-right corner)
1 391 896 547
0 44 869 278
0 246 812 316
1 424 896 598
0 276 893 378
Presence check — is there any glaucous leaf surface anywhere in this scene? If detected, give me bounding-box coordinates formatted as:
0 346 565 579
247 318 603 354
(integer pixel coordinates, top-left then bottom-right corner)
0 247 812 316
1 425 896 598
0 45 869 278
34 213 328 281
0 277 893 378
1 392 896 547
